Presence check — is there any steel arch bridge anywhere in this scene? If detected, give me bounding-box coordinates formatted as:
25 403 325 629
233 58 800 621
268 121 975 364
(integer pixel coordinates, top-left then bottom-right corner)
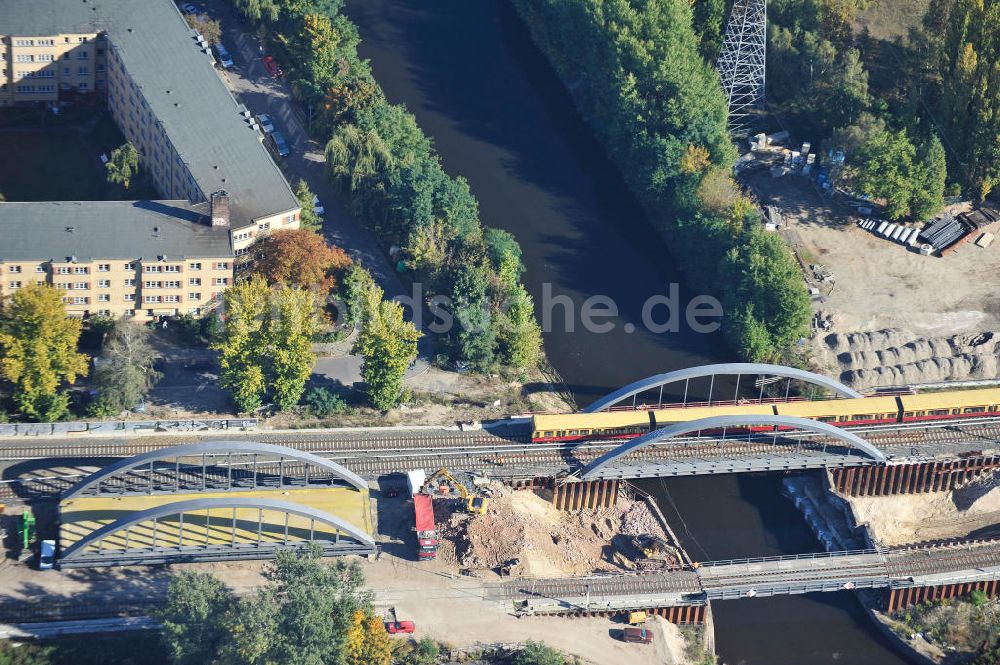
62 440 368 498
584 363 862 413
58 442 375 568
59 497 377 568
579 414 886 480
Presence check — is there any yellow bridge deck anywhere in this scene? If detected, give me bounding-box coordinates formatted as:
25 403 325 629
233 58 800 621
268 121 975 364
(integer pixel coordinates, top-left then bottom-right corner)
59 487 372 553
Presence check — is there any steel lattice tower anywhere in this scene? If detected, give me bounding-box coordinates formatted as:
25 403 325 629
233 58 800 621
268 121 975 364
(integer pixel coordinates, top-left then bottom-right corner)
716 0 767 138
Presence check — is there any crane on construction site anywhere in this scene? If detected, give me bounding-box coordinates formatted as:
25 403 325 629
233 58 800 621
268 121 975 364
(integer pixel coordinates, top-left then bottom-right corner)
421 467 489 515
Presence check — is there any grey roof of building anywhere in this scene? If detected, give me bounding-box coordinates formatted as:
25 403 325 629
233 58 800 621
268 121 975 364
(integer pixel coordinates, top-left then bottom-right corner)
0 0 300 227
0 201 233 261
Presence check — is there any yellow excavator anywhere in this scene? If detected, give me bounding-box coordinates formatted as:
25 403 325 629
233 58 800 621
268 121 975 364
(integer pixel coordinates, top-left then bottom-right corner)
422 467 489 515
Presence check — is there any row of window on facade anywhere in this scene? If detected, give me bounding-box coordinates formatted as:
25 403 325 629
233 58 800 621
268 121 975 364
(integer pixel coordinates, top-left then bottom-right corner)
13 50 94 62
14 65 99 79
10 279 227 290
58 293 209 304
4 262 228 274
13 82 100 93
11 37 92 47
71 308 204 318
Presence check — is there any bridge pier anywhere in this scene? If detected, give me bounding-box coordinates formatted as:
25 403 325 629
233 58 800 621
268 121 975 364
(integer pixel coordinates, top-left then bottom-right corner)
832 455 1000 497
551 479 619 512
886 580 1000 612
552 605 705 625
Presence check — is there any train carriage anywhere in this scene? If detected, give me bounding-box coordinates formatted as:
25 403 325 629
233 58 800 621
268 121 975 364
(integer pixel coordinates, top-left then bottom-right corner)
532 411 653 442
775 395 901 426
531 387 1000 443
898 388 1000 422
650 402 776 431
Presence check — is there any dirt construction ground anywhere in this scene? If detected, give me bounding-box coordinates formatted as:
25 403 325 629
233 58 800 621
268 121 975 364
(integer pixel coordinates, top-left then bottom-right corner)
0 554 691 664
847 473 1000 545
432 484 679 577
745 172 1000 389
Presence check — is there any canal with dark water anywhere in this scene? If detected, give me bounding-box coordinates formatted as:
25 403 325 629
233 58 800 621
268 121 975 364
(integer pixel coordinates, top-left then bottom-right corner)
344 0 908 662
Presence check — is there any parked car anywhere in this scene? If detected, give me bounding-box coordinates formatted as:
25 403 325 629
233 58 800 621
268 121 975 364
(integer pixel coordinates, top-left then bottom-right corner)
261 55 283 78
39 540 56 570
621 627 653 644
257 113 274 134
312 195 325 217
385 621 415 634
181 3 197 13
270 130 290 157
214 43 233 69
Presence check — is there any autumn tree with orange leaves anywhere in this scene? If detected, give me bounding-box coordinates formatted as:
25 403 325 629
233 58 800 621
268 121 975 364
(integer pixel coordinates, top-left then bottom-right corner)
253 228 351 294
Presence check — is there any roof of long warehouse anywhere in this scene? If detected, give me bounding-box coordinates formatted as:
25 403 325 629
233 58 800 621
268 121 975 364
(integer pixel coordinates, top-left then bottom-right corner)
0 0 299 228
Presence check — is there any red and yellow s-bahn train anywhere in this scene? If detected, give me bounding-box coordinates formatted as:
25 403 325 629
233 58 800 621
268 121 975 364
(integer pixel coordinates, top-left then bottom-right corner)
530 387 1000 443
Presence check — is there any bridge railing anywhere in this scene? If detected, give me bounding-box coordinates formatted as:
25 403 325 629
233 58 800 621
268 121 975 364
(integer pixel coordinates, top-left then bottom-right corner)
697 548 880 568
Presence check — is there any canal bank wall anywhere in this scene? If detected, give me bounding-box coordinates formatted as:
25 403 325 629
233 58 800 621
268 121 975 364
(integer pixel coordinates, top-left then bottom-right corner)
783 471 947 665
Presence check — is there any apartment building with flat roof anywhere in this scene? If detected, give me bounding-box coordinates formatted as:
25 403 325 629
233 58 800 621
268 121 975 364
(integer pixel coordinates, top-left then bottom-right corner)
0 0 302 318
0 199 234 319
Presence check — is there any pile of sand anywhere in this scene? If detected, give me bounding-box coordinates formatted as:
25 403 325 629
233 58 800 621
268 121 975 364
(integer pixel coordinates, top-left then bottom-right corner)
850 473 1000 545
434 485 677 577
822 329 1000 389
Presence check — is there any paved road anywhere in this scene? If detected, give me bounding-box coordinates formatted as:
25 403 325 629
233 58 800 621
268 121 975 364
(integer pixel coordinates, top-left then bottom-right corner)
188 0 432 388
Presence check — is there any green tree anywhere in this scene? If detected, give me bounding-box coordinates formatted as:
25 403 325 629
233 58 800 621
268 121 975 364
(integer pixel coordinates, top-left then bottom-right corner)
213 276 270 412
938 0 1000 198
910 134 948 220
692 0 725 58
214 276 320 412
721 228 812 353
325 122 394 193
450 261 496 372
0 284 88 420
498 286 542 369
352 281 420 411
263 548 372 664
294 179 323 232
514 640 567 665
232 0 280 23
92 320 162 412
269 285 320 410
278 12 364 106
159 546 372 665
157 572 233 665
853 126 918 219
341 263 377 327
105 142 139 190
405 638 440 665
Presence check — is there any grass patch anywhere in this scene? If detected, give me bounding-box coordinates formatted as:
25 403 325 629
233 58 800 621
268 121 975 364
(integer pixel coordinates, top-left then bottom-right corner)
0 130 104 201
893 595 1000 654
853 0 932 42
0 112 157 201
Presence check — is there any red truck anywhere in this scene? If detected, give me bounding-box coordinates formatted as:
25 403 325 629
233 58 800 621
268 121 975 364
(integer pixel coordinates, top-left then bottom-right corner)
413 494 438 560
